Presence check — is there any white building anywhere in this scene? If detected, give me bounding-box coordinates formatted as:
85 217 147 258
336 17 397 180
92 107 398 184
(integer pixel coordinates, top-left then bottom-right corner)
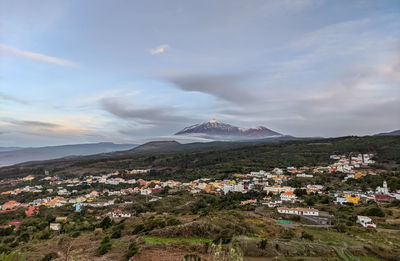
264 186 294 194
50 223 61 231
277 207 319 216
376 181 389 195
272 168 283 175
357 216 376 228
280 192 297 201
296 173 313 178
109 209 131 218
249 170 268 177
223 183 245 194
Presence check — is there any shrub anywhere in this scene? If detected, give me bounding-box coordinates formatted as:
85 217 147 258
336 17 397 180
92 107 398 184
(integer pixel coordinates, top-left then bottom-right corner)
361 207 385 217
18 233 30 243
213 229 234 244
125 241 139 260
111 230 121 239
132 224 145 234
0 227 13 236
280 229 295 239
101 236 110 244
38 232 50 240
97 237 112 256
99 216 112 230
41 252 58 261
259 239 267 250
8 241 18 248
335 224 347 233
71 231 81 238
301 231 314 241
97 243 112 256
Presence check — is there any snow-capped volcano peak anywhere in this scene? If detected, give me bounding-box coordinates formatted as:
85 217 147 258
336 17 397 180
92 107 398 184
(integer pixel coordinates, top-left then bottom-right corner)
175 120 282 139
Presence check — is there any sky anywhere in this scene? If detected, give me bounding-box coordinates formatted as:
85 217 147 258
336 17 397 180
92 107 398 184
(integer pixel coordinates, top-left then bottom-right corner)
0 0 399 147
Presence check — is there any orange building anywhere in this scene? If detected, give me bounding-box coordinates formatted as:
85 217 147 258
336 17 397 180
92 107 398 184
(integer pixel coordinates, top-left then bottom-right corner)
345 194 360 204
2 201 21 211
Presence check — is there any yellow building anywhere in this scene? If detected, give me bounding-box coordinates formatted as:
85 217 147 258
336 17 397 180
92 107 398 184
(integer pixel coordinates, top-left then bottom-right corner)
23 175 35 181
354 172 366 179
345 194 360 204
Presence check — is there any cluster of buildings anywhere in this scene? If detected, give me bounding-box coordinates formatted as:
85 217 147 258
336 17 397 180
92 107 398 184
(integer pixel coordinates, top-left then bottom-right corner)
334 181 400 205
1 185 43 195
0 152 398 231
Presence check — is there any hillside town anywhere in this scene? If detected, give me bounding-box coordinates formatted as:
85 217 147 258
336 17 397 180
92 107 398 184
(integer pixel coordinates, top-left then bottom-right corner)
1 153 398 232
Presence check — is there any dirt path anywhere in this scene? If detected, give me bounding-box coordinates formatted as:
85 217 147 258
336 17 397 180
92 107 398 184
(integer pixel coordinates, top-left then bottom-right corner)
377 228 400 233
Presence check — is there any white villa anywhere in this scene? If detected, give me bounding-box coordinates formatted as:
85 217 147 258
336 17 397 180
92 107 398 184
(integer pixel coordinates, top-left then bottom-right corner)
277 207 319 216
280 192 297 201
357 216 376 228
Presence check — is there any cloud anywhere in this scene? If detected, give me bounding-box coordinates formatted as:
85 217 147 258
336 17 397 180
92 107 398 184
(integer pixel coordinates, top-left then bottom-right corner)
0 117 97 146
100 97 194 124
170 74 256 104
9 120 61 128
0 44 78 67
149 44 169 55
77 87 141 106
0 92 30 105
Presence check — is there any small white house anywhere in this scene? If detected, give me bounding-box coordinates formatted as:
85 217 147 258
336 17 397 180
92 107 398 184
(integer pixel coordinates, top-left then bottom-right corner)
109 209 131 218
357 216 376 228
50 223 61 231
335 197 348 204
280 192 297 201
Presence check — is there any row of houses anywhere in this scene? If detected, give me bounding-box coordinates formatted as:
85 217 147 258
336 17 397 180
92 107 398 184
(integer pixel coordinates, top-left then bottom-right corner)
277 207 319 216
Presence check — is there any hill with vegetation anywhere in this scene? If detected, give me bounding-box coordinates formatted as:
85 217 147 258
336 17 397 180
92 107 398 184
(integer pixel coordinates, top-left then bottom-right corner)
0 136 399 180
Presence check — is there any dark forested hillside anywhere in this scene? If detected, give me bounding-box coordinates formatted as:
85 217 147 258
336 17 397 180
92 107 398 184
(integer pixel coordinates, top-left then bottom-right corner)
0 136 399 180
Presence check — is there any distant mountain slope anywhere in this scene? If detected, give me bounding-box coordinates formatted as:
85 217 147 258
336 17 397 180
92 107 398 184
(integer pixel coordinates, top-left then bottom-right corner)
129 141 181 153
0 142 137 166
0 147 24 153
1 135 399 180
375 130 400 136
175 119 281 139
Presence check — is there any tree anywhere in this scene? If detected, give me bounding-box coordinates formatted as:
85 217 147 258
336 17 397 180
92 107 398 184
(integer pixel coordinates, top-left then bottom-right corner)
301 231 314 241
125 241 139 260
97 237 112 256
335 224 347 233
18 233 30 243
213 229 234 244
259 239 267 250
99 216 112 229
361 207 385 217
294 189 307 197
111 230 121 239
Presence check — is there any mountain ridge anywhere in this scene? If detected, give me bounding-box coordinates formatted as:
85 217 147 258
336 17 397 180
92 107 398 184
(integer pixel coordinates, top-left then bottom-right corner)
374 130 400 136
175 119 281 139
0 142 137 167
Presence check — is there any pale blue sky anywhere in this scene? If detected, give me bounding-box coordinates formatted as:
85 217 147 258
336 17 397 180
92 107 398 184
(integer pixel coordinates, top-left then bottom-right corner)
1 0 399 146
